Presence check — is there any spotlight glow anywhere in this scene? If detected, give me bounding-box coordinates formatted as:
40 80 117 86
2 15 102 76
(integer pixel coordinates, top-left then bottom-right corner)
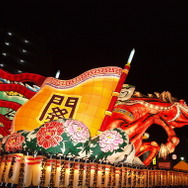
2 53 7 56
5 42 10 46
20 59 25 63
22 49 27 53
180 156 185 161
7 32 12 36
24 39 29 43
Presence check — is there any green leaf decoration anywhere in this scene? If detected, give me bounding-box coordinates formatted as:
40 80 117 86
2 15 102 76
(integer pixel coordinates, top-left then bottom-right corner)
91 144 101 156
46 146 62 154
74 143 82 148
115 148 124 153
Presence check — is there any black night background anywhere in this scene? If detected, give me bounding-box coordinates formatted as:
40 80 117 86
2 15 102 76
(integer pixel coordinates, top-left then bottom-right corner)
1 1 188 165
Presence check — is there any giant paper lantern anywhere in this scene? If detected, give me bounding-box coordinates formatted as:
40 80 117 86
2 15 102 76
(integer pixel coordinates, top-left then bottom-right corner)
12 66 123 137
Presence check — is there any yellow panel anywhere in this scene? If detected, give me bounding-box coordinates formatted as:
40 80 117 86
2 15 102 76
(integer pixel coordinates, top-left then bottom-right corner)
13 67 122 136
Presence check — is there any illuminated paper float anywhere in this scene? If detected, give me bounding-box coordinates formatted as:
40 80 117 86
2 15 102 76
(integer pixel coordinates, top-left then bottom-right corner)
1 48 188 187
12 66 123 137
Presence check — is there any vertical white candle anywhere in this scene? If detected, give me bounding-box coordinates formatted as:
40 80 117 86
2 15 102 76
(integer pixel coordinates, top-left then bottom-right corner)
22 154 34 187
43 155 55 187
73 160 79 188
73 158 85 188
0 154 7 183
54 156 62 187
82 158 90 187
114 163 122 187
8 153 23 185
89 161 97 187
44 165 51 187
64 156 74 187
104 162 112 187
64 158 70 187
96 161 105 187
32 155 44 186
4 154 13 184
120 162 126 187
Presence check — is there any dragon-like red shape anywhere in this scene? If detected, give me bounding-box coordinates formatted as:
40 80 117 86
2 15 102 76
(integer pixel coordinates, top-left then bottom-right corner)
103 90 188 165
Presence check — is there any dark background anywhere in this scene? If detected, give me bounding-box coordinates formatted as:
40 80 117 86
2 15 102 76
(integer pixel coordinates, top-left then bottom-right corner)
1 1 188 164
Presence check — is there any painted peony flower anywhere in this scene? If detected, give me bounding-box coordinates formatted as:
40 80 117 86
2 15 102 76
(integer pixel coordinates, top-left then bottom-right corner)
36 121 64 149
99 130 124 152
63 119 90 143
5 132 25 152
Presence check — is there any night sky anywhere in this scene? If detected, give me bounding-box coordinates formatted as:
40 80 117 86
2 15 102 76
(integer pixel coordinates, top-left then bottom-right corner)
1 2 188 163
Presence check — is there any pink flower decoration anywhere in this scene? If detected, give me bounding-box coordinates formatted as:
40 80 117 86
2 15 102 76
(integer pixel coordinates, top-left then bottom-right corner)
99 130 123 152
37 121 64 149
5 132 25 152
63 120 90 143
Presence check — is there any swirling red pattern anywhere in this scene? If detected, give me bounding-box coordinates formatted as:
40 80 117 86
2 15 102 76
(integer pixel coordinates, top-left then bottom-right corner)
0 69 46 136
0 69 46 86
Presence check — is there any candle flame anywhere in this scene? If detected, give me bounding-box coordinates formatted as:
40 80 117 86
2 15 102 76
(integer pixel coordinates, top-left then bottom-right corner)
127 48 135 64
55 69 60 78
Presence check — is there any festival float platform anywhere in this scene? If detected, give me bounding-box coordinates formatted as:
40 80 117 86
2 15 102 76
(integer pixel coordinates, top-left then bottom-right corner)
0 49 188 187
